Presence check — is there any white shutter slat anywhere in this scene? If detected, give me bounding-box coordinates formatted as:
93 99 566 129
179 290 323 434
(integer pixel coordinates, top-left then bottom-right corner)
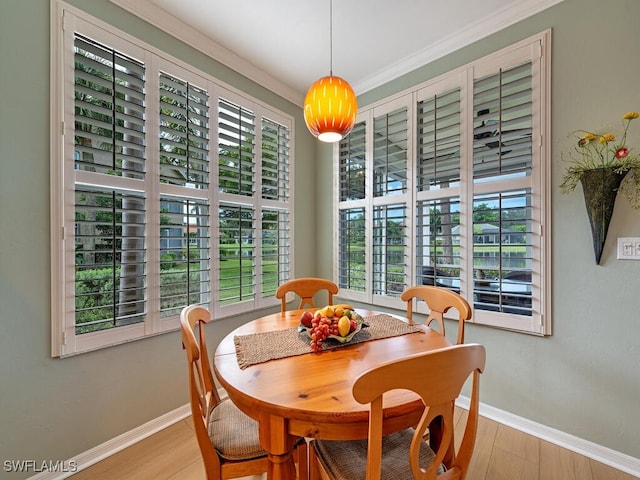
417 88 462 190
159 197 211 317
338 121 366 202
74 34 146 179
338 207 366 292
372 204 408 297
218 99 255 196
261 118 290 201
473 61 533 181
159 72 209 189
374 107 408 196
261 209 290 298
416 197 462 286
472 190 533 316
218 204 256 305
74 188 147 333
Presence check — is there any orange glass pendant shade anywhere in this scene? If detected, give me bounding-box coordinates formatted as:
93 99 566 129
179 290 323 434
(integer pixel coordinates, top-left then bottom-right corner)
303 75 358 143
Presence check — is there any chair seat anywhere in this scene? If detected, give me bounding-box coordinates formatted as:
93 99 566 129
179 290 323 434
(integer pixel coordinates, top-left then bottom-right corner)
208 398 267 461
313 429 445 480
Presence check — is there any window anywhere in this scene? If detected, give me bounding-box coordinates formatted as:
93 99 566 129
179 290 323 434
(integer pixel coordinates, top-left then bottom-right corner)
51 5 293 356
336 31 551 335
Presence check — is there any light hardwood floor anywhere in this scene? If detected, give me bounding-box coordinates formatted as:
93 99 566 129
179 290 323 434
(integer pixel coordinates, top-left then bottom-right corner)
70 409 638 480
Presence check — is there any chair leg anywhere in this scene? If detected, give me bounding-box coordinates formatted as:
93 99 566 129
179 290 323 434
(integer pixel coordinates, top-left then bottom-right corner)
308 441 321 480
296 439 309 480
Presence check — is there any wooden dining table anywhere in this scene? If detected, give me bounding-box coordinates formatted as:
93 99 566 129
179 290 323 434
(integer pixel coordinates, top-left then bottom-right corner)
213 308 452 480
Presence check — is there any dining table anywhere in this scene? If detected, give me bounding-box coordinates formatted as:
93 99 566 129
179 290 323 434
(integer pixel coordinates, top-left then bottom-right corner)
213 308 452 480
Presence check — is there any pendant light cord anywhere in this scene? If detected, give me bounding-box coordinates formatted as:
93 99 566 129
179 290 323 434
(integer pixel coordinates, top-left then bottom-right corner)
330 0 333 76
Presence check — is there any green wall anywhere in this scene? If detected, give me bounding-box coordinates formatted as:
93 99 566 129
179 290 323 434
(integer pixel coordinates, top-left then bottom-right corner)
1 0 639 477
0 1 318 477
322 0 640 461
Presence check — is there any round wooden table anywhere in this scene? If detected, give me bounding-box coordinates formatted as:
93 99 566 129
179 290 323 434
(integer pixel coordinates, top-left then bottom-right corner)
213 309 451 480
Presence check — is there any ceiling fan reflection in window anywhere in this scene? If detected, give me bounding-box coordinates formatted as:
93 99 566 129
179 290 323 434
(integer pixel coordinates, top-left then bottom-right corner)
473 108 533 178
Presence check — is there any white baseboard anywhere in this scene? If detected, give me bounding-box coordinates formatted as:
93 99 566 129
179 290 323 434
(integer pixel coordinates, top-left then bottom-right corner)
456 396 640 478
28 404 191 480
29 398 640 479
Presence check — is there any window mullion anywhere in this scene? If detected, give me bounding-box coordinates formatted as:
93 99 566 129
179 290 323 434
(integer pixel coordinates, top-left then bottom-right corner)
461 66 475 300
145 54 161 334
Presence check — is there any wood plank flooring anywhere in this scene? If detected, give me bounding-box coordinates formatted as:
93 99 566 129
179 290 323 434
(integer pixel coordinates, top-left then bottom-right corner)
70 409 638 480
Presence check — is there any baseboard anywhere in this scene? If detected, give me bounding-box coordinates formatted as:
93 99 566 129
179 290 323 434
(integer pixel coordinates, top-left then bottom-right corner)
28 398 640 479
28 404 191 480
456 396 640 478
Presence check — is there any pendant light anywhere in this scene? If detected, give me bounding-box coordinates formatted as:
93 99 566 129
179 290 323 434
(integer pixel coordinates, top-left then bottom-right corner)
303 0 358 143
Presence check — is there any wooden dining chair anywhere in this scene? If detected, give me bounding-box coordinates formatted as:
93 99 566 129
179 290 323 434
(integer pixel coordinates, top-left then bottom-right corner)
401 285 472 344
275 277 339 313
180 305 308 480
309 343 486 480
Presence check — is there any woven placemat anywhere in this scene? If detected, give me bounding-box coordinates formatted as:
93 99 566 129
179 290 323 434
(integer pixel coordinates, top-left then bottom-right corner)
234 314 422 369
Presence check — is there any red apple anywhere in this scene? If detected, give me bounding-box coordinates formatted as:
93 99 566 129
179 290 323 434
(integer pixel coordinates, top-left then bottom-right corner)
300 311 314 328
349 319 357 332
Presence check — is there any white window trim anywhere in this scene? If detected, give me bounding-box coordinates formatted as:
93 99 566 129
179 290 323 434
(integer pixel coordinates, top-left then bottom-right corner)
50 1 294 357
335 30 551 336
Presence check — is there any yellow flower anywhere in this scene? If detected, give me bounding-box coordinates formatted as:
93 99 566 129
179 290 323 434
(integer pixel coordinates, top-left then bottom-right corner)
599 133 615 144
577 132 597 147
623 111 639 120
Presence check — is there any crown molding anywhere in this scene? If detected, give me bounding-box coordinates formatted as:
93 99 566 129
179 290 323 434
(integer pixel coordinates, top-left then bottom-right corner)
353 0 564 94
109 0 564 105
108 0 304 106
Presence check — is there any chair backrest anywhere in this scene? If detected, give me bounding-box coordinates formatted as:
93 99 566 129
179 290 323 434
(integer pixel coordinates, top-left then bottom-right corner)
275 277 339 313
352 343 486 480
400 285 472 344
180 305 222 473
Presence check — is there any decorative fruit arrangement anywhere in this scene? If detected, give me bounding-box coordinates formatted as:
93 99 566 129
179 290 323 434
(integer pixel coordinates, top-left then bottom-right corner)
299 304 363 353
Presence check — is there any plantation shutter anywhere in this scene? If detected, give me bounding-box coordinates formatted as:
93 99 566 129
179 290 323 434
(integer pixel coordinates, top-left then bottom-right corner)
261 118 290 201
338 121 367 293
339 121 367 201
373 204 408 296
373 108 408 196
472 60 534 316
371 106 409 298
218 99 256 196
415 197 462 287
416 88 462 190
260 116 291 295
338 207 366 292
159 73 209 188
218 204 256 305
73 34 147 335
473 62 533 180
55 10 297 355
158 72 211 316
74 34 145 178
331 31 548 334
261 209 290 297
159 197 211 316
415 87 462 289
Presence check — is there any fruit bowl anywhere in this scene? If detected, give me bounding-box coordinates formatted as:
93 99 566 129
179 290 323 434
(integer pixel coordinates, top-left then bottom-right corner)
298 305 367 350
299 314 366 343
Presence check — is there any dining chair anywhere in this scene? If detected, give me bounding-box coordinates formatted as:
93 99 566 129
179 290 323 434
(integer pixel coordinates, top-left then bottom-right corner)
401 285 472 344
275 277 339 313
309 343 486 480
180 305 308 480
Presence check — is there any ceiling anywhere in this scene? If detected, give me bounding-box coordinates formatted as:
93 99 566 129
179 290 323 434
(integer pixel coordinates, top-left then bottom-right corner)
112 0 562 105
